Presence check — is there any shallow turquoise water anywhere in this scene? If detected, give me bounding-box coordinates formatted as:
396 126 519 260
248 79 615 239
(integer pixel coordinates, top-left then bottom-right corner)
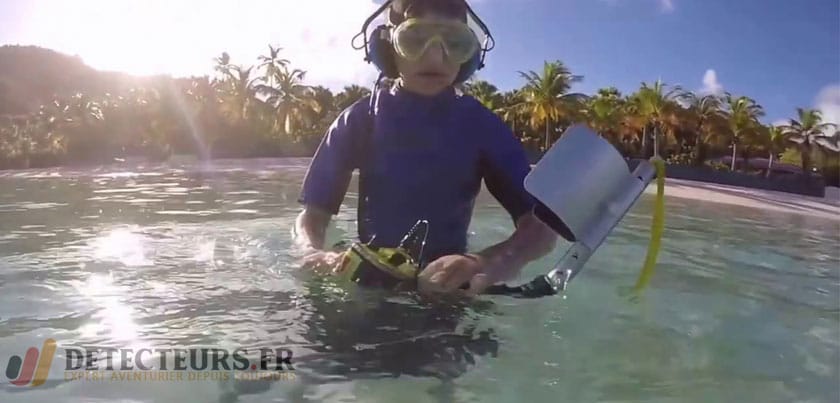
0 158 837 403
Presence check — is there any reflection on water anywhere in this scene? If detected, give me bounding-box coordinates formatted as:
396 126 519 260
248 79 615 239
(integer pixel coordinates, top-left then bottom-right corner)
0 158 838 403
93 228 154 267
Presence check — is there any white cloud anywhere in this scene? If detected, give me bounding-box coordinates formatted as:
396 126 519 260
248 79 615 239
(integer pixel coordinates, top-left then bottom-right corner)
699 69 724 96
814 84 840 129
11 0 384 91
598 0 674 12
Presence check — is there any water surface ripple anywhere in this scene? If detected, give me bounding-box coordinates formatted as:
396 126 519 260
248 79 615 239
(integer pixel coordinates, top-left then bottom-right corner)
0 159 837 403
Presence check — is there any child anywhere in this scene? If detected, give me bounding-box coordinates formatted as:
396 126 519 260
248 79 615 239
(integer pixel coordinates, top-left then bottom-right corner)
294 0 556 296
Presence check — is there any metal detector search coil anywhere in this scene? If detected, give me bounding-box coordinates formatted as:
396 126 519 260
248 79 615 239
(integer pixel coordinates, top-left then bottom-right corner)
335 220 429 290
483 124 664 298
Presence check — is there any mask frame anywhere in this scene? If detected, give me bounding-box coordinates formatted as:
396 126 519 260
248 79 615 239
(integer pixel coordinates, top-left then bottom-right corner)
351 0 495 84
391 18 481 65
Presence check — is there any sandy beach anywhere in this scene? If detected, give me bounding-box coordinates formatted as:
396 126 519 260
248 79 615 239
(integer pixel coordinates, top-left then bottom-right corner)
647 179 840 220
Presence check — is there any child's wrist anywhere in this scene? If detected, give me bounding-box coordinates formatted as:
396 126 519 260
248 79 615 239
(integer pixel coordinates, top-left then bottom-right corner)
474 246 527 281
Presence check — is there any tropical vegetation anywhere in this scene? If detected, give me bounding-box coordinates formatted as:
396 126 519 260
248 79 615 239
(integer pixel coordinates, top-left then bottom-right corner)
1 45 838 186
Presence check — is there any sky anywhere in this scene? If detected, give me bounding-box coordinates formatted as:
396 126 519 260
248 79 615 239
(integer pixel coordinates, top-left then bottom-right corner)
0 0 838 126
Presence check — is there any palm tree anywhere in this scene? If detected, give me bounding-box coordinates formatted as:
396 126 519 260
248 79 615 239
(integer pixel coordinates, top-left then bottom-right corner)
307 85 337 137
584 87 625 144
763 124 788 177
257 45 290 88
27 93 107 163
213 52 232 77
216 65 259 123
309 86 335 116
334 84 371 111
618 98 647 156
496 90 530 142
68 93 104 125
723 93 764 171
186 77 215 107
683 92 724 165
0 118 31 167
781 108 839 175
658 102 693 157
516 60 583 151
34 100 71 153
462 79 502 110
257 67 320 137
184 76 222 150
631 79 683 158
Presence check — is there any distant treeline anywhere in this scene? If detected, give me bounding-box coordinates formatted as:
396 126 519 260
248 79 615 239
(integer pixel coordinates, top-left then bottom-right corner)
0 45 838 185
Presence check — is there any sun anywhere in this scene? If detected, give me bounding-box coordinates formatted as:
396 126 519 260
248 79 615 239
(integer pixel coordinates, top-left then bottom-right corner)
22 0 251 77
13 0 382 84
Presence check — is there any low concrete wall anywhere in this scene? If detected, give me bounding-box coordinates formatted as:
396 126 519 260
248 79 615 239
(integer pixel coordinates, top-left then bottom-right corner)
661 164 826 198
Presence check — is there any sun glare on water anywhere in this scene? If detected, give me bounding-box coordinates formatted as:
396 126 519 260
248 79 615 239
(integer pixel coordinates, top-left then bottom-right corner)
93 228 152 267
16 0 381 85
67 271 144 348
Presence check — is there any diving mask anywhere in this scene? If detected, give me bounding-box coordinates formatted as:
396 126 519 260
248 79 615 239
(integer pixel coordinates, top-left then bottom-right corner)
391 18 480 64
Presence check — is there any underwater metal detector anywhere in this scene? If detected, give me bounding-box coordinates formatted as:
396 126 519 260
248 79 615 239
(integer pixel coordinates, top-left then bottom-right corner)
483 124 666 298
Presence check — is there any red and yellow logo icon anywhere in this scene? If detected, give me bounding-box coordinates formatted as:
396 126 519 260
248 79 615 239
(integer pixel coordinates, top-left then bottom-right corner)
5 339 56 387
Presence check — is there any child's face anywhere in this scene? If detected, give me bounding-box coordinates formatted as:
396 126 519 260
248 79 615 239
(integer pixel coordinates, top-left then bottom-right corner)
392 15 471 96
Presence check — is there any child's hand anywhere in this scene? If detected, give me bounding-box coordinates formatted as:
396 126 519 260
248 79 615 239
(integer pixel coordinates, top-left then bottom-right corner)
418 254 489 296
300 250 345 275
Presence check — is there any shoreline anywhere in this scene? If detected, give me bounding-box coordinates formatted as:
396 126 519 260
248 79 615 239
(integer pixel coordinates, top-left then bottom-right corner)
647 178 840 220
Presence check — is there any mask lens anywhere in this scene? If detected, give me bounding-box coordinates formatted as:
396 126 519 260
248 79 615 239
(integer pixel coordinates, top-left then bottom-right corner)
440 25 477 60
394 25 432 57
393 19 478 63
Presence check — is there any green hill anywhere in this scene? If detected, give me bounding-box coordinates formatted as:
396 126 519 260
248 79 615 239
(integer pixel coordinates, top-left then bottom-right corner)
0 45 159 116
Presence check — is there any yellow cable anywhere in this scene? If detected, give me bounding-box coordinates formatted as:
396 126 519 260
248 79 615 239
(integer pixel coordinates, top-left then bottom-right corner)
633 157 666 292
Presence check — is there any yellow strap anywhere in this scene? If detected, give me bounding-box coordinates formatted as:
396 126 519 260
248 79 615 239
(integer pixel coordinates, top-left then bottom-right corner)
633 157 666 292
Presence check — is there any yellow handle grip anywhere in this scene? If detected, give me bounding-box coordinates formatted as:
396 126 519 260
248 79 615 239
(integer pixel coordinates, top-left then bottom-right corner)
633 157 666 292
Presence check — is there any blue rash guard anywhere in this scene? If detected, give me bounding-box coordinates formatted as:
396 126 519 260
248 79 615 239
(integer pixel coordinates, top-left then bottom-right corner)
298 85 536 263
